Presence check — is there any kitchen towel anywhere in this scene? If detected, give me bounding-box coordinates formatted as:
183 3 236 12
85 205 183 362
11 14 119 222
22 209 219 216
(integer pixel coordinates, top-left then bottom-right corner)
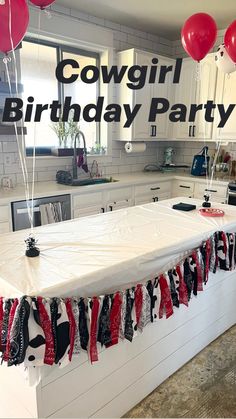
39 202 63 225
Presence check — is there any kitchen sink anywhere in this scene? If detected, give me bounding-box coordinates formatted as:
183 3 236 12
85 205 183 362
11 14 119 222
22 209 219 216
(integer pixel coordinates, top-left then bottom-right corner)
56 170 119 186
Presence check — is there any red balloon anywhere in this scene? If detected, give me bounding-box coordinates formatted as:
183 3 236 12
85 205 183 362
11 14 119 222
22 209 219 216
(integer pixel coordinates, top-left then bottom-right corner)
224 21 236 63
181 13 217 62
29 0 55 9
0 0 29 54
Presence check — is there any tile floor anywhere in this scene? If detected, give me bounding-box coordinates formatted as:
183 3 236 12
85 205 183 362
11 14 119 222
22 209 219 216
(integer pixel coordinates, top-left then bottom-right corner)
125 325 236 418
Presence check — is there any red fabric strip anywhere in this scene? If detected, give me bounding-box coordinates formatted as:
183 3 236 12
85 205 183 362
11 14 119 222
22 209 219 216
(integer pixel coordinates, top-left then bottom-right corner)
65 298 76 362
107 292 122 347
135 285 143 329
37 297 55 365
176 265 189 306
89 297 100 363
4 299 18 362
192 251 203 291
159 275 174 319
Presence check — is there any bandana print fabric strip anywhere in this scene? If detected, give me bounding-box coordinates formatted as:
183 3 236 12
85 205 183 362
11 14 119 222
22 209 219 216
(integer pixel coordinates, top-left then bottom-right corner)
37 297 55 365
106 292 122 347
176 265 189 306
89 297 100 363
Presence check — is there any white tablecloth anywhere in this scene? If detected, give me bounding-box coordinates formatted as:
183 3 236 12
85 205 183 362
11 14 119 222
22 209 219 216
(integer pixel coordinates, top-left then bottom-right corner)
1 198 236 298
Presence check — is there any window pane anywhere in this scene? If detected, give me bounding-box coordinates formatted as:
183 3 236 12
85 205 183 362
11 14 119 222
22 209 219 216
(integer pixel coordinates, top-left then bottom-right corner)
62 51 99 151
21 41 59 148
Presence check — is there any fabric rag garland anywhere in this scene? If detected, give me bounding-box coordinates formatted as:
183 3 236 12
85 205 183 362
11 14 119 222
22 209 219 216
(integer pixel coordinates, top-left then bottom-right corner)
0 230 235 368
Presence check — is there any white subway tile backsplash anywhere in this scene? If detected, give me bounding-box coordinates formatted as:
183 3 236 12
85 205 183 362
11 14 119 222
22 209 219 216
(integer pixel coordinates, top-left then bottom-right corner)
2 141 18 153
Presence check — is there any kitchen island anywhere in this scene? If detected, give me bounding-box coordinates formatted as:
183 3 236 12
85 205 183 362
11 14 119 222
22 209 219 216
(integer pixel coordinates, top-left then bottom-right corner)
0 197 236 418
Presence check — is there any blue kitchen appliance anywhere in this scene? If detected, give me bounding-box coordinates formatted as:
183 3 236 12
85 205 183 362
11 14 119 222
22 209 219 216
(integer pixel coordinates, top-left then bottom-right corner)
191 146 210 176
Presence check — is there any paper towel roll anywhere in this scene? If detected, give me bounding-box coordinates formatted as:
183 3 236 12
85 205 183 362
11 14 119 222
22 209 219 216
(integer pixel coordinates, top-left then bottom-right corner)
125 142 146 154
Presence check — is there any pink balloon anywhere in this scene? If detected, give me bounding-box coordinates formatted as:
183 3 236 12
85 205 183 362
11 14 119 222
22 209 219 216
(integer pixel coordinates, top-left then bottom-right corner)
29 0 55 9
224 21 236 63
181 13 217 62
0 0 29 54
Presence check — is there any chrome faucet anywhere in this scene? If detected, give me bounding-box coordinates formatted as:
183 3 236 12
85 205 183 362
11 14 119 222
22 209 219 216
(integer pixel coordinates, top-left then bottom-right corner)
72 130 89 179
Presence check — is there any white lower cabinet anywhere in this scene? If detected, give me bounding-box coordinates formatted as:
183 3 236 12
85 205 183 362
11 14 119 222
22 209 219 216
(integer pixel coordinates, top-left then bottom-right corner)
0 205 10 233
73 191 104 219
135 181 172 205
194 183 227 204
172 180 195 198
72 187 133 218
74 206 104 218
107 199 132 212
0 222 10 233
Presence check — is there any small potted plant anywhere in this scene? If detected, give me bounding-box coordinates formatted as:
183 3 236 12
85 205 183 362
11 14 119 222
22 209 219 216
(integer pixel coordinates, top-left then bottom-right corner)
51 116 82 157
89 144 107 155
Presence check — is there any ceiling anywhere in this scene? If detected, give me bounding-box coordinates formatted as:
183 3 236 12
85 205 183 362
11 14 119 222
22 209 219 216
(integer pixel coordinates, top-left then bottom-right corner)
56 0 236 40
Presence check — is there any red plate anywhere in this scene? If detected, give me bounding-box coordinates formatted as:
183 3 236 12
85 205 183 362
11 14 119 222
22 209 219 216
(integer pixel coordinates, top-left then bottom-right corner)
199 208 225 217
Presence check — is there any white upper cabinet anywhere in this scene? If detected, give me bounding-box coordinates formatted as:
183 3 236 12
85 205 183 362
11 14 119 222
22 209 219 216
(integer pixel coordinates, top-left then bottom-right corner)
173 54 217 140
116 48 175 141
173 58 197 139
213 70 236 140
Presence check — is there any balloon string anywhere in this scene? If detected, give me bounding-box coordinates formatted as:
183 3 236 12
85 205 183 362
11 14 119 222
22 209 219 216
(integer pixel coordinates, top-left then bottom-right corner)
31 10 42 235
7 0 33 229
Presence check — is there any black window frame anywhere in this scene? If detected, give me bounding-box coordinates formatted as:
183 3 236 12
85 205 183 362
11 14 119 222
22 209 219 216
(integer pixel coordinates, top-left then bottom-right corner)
21 38 100 157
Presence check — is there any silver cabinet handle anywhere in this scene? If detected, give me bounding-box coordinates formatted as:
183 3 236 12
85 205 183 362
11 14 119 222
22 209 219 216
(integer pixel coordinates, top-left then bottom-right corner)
16 207 39 215
150 125 157 137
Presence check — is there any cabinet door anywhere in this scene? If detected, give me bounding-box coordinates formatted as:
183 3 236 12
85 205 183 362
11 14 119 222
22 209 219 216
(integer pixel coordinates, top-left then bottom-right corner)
133 52 154 140
135 196 152 206
152 56 175 139
173 58 197 139
157 192 171 201
194 182 227 202
107 199 131 212
214 70 236 140
0 222 10 233
74 206 104 219
194 54 217 139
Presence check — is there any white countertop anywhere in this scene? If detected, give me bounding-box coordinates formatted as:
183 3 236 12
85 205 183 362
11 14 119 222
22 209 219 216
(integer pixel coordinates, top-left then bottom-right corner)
0 171 232 206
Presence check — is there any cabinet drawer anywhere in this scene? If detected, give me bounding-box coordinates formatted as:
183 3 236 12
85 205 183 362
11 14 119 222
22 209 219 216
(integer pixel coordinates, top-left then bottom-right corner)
74 206 104 219
195 183 227 198
135 181 171 197
0 205 9 223
158 192 171 201
135 196 152 206
0 222 10 233
107 199 131 212
173 180 194 194
73 192 103 209
106 187 132 203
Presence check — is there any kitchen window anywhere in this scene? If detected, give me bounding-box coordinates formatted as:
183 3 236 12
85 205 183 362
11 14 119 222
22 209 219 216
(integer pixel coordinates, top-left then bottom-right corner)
20 39 100 156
